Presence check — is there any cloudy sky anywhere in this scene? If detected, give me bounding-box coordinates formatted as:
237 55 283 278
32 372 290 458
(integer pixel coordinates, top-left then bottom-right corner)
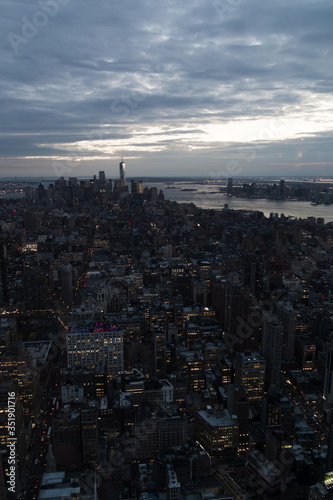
1 0 333 179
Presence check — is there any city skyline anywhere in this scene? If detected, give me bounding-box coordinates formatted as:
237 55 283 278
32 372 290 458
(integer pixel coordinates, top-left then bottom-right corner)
1 0 333 177
0 165 333 498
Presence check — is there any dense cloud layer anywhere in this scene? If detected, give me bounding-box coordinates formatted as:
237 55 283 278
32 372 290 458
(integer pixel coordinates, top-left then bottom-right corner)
1 0 333 177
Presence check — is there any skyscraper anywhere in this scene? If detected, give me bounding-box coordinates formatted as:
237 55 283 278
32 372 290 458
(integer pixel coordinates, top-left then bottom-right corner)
261 312 284 389
119 159 126 185
280 179 286 198
99 170 106 193
235 352 266 402
276 301 296 362
81 408 98 465
227 384 249 453
131 180 143 195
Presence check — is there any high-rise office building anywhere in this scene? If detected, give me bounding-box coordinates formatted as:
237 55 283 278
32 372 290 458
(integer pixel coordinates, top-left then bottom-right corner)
280 395 295 440
135 180 143 194
295 336 316 371
0 318 17 350
194 407 238 458
53 408 82 468
276 301 296 362
217 356 234 387
186 352 205 392
66 323 124 379
280 179 286 199
235 352 266 402
99 170 106 193
185 323 200 349
260 387 280 432
167 468 181 500
133 405 187 460
81 408 98 465
24 265 48 311
227 384 249 453
119 160 126 185
0 350 39 422
131 180 143 194
262 312 284 389
242 254 262 298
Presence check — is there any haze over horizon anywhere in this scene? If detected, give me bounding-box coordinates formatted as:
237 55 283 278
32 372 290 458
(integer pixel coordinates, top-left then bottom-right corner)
1 0 333 179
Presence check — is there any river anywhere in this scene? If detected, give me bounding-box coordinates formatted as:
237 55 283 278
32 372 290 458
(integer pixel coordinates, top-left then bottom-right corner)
149 181 333 223
1 179 332 222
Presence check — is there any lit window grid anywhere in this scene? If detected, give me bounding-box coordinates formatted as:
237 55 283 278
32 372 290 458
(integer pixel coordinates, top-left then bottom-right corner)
66 330 124 375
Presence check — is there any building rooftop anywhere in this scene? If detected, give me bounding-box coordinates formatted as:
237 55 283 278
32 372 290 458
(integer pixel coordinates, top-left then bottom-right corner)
238 351 265 363
69 323 122 333
23 340 52 363
197 408 237 427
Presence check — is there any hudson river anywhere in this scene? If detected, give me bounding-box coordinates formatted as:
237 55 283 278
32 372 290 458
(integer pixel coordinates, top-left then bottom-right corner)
1 180 332 222
150 182 333 222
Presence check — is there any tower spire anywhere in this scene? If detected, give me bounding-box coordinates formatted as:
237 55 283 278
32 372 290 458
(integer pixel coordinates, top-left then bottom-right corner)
46 442 56 472
119 158 126 186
